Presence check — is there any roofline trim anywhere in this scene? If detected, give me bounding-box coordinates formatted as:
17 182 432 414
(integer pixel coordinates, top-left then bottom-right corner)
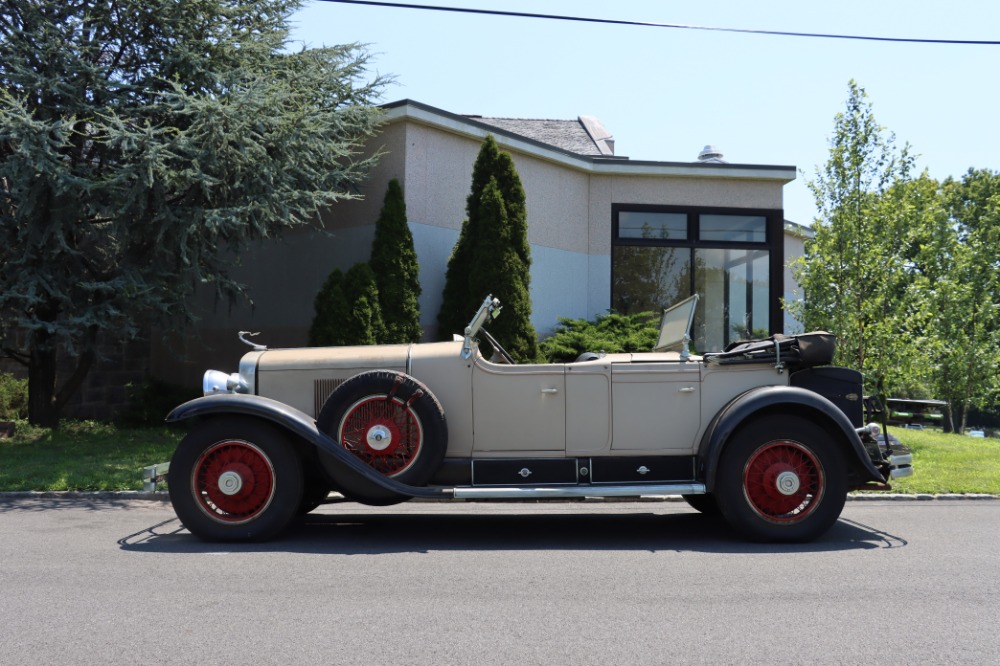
381 99 796 183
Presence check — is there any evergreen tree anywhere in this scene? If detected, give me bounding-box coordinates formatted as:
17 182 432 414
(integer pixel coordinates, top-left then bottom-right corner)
309 269 349 347
437 135 535 360
342 263 385 346
370 179 422 343
0 0 387 426
467 178 538 361
309 263 386 346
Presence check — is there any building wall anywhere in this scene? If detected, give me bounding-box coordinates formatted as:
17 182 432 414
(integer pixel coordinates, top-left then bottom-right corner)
782 230 809 334
151 111 792 387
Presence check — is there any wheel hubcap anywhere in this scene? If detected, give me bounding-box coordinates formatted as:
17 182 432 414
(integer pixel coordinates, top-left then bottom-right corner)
743 440 824 523
775 470 801 496
217 470 244 495
366 424 393 451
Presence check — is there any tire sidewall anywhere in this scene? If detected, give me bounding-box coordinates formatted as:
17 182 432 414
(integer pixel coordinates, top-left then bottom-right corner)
715 414 847 542
168 417 303 542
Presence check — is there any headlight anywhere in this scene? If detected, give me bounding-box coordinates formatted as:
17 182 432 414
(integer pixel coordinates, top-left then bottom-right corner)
203 370 242 395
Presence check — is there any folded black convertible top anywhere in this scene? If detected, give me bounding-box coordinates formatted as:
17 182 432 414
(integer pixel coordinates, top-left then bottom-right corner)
703 332 836 370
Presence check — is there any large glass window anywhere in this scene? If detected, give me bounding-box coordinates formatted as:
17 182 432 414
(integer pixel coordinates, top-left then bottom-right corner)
612 246 690 314
694 248 770 352
612 206 782 351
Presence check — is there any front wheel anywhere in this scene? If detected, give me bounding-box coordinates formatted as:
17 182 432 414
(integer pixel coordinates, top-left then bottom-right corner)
168 417 303 541
715 414 847 542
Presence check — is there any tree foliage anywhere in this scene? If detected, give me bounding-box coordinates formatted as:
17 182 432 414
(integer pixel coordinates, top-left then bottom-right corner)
792 82 1000 430
467 177 538 361
309 263 386 347
436 135 537 360
308 269 348 347
0 0 387 425
539 312 659 363
930 170 1000 431
789 81 929 398
370 178 422 343
341 263 385 346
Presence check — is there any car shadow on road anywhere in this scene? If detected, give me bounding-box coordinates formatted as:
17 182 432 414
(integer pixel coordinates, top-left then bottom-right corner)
118 506 907 555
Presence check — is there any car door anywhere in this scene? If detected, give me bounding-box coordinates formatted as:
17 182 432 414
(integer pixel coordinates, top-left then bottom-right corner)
472 358 566 452
610 361 701 453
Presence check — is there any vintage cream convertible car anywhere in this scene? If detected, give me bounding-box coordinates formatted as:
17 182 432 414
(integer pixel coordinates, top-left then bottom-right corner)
163 294 912 543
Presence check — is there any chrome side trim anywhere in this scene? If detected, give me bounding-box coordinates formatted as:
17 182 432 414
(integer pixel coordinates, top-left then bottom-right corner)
453 483 706 500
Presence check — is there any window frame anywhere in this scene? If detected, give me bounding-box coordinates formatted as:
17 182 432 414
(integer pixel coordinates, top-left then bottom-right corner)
611 204 785 339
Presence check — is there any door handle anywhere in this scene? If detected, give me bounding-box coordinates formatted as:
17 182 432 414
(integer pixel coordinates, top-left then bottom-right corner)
678 387 696 393
541 388 558 394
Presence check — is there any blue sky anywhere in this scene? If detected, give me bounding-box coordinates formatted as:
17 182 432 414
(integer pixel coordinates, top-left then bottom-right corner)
289 0 999 226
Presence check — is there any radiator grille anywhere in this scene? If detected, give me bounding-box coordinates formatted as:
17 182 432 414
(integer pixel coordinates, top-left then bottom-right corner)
313 378 345 417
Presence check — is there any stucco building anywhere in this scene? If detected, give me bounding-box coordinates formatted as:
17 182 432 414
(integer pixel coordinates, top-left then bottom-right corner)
154 99 804 387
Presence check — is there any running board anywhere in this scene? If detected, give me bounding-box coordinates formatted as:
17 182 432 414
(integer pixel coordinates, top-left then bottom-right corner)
452 483 706 500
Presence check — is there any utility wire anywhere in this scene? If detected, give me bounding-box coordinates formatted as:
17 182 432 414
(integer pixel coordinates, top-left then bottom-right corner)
317 0 1000 45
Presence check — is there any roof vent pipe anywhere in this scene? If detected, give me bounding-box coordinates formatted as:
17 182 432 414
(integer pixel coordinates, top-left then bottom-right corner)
697 145 725 162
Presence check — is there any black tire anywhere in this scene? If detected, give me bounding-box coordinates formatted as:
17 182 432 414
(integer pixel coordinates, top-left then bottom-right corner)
316 370 447 505
297 477 332 515
168 417 303 542
714 414 847 543
682 493 721 516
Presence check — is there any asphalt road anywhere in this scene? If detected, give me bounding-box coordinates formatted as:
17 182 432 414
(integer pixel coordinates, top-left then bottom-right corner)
1 497 997 665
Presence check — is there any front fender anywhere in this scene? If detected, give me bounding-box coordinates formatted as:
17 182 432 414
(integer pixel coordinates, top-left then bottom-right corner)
167 394 450 499
699 385 883 491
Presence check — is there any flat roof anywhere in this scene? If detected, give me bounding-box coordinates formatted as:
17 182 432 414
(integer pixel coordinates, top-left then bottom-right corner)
382 99 796 183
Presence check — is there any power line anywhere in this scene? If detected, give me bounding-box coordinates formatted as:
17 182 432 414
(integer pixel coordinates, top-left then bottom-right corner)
317 0 1000 46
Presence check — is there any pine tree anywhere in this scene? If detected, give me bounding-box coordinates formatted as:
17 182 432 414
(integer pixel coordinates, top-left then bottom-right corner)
437 135 535 360
0 0 387 426
370 179 422 343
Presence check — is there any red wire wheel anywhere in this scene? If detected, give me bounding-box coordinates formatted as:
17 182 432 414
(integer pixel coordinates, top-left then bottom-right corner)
192 439 276 524
742 439 824 523
337 396 424 477
715 414 847 542
169 418 303 541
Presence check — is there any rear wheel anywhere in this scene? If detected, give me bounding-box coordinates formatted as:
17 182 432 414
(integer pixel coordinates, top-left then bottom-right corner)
168 417 303 541
715 414 847 542
317 370 447 505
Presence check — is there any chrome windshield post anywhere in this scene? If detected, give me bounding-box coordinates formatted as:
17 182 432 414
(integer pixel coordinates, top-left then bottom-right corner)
462 295 502 359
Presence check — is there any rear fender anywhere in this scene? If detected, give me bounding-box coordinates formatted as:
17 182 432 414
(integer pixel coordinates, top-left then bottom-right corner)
698 385 883 491
166 394 449 499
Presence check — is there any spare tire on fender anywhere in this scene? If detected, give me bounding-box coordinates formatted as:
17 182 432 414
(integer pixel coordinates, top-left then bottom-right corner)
315 370 448 505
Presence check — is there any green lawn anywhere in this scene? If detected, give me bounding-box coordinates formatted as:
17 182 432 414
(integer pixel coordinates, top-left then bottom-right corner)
0 421 182 491
873 429 1000 495
0 420 996 494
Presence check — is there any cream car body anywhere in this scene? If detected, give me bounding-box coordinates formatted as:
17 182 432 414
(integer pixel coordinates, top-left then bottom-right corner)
162 295 913 543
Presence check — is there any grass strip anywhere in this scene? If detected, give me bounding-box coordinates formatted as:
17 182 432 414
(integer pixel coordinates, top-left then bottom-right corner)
0 421 182 492
0 421 996 494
